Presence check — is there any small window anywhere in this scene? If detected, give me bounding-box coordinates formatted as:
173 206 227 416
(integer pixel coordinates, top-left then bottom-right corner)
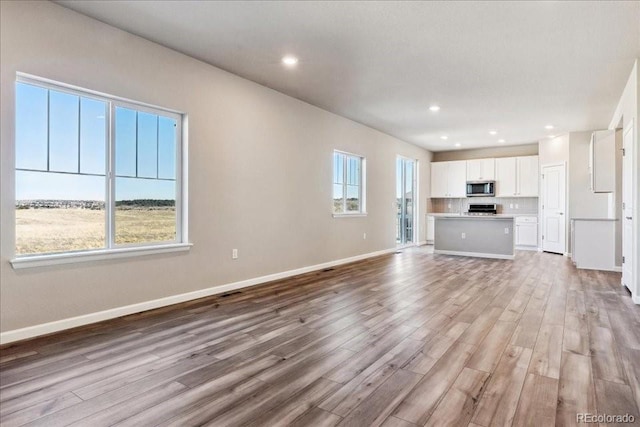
15 77 184 257
333 150 365 215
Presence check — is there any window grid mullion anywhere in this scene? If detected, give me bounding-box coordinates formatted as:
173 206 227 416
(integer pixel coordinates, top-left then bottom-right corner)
156 115 160 180
135 111 139 178
77 97 81 174
46 90 51 172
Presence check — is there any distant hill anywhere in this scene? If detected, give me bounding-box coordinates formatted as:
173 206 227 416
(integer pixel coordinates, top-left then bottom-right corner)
16 200 175 210
115 199 175 208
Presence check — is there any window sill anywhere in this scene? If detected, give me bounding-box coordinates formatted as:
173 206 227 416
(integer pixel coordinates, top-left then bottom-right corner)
332 213 368 218
10 243 192 269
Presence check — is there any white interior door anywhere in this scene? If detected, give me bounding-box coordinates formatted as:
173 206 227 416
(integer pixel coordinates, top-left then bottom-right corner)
542 163 566 254
622 123 634 290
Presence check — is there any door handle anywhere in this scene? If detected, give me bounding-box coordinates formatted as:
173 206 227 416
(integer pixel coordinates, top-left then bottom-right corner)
559 212 564 215
626 216 633 220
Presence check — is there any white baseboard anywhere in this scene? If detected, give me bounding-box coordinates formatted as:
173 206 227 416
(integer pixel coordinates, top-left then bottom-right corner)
0 247 398 345
515 246 538 252
612 266 623 273
417 240 427 246
434 249 514 260
633 294 640 305
574 264 619 272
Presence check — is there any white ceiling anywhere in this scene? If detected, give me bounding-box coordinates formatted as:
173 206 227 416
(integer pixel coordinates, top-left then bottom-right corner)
57 1 640 152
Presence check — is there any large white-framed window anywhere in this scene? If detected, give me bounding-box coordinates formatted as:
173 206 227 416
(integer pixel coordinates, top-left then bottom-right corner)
332 150 366 216
12 74 189 267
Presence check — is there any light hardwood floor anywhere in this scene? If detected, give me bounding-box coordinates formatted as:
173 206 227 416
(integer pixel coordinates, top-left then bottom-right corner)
1 248 639 426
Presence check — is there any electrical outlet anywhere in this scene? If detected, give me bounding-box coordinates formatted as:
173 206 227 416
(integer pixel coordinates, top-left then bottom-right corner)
461 232 466 239
232 249 238 259
363 232 367 240
448 203 452 209
509 203 514 209
504 228 509 234
515 203 519 209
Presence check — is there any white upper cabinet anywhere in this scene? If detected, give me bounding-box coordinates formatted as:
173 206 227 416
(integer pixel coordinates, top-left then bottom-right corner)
433 156 537 198
495 155 539 197
430 160 467 198
448 161 467 197
495 157 517 197
431 162 449 198
517 156 539 197
466 158 495 181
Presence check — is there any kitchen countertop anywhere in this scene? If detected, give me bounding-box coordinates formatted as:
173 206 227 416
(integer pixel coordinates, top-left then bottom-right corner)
433 214 515 219
428 213 538 218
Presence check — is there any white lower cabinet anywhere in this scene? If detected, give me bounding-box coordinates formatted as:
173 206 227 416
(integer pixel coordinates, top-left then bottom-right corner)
427 215 435 244
571 219 617 271
515 216 538 248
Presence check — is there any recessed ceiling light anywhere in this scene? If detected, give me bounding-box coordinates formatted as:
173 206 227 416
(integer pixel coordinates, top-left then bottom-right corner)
548 135 556 139
545 125 554 130
282 55 298 66
489 130 497 135
440 135 448 140
498 139 505 143
429 105 440 112
454 143 462 148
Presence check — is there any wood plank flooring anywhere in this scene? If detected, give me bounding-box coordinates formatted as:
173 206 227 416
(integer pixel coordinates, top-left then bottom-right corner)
1 248 639 426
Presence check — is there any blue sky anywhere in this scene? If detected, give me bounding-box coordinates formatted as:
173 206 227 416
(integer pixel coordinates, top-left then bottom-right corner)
15 82 176 201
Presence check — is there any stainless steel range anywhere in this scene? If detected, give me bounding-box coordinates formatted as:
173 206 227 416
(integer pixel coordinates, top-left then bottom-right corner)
466 203 497 216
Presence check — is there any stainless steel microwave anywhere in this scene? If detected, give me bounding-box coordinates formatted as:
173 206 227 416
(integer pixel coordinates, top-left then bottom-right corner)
466 181 495 197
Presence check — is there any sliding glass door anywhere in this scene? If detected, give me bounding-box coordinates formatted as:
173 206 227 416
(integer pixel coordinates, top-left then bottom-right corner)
396 157 416 246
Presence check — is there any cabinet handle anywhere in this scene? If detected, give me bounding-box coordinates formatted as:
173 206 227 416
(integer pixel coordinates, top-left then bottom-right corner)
626 216 633 220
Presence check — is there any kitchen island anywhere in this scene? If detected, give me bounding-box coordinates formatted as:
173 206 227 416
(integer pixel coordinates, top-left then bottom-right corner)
434 215 515 260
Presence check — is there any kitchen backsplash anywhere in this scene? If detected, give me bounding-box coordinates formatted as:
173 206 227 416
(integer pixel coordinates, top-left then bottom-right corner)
430 197 538 214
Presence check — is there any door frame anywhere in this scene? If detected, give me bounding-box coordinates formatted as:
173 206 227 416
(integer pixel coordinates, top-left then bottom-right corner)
396 156 419 248
540 161 568 255
621 118 637 300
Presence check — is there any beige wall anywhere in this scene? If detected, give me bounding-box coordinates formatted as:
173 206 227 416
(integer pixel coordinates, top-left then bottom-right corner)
538 135 570 166
0 1 432 334
432 143 538 162
568 131 611 219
